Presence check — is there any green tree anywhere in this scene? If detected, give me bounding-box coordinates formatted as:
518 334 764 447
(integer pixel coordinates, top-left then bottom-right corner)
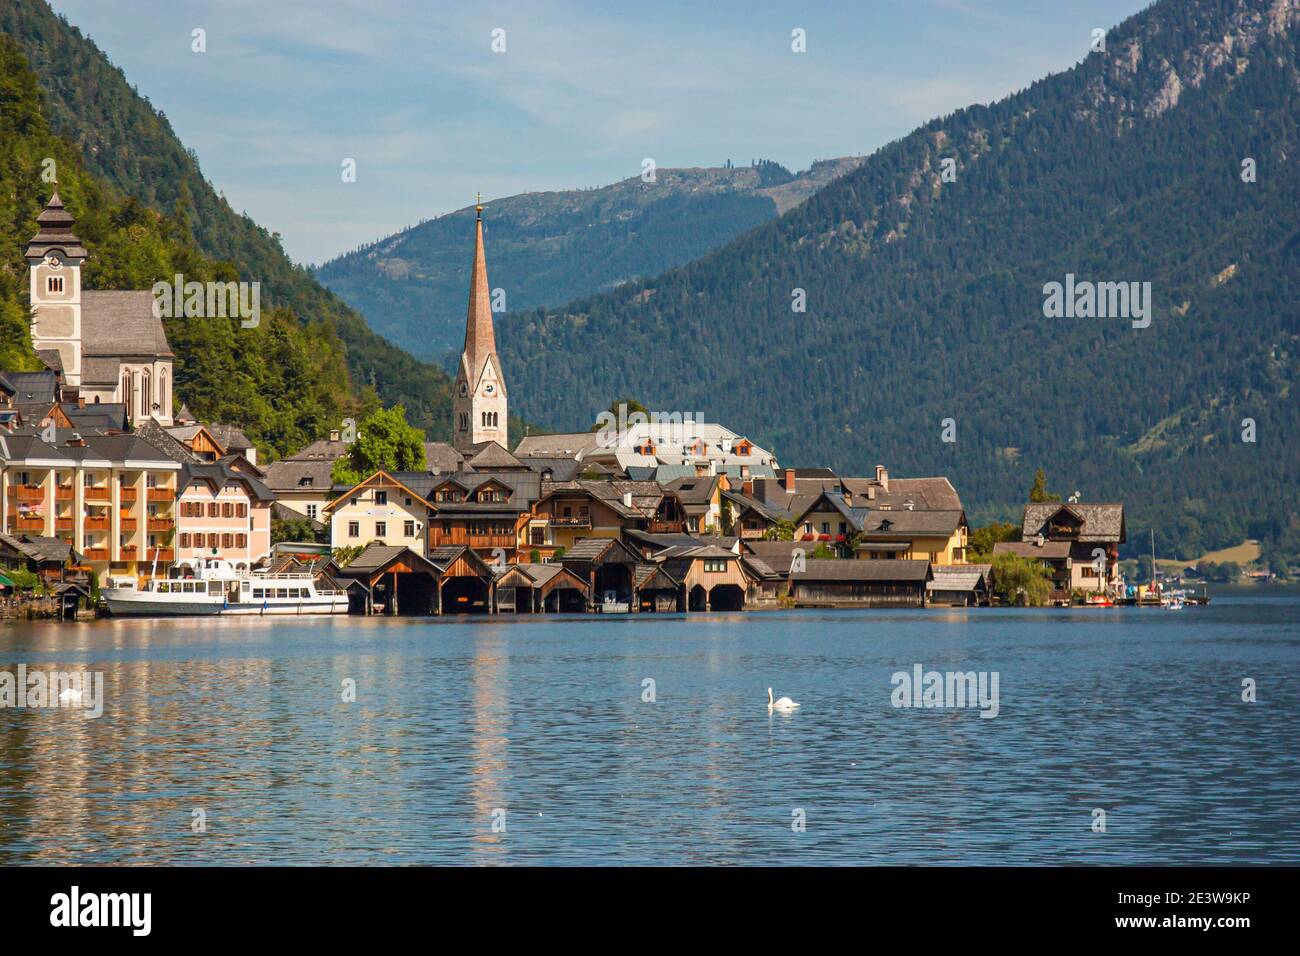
1028 468 1060 503
590 397 649 431
968 521 1020 560
332 545 364 569
990 552 1053 606
273 513 323 545
331 405 427 486
763 518 797 541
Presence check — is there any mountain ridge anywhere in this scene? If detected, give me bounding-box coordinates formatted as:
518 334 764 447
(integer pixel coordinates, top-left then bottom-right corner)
493 0 1300 561
316 157 866 359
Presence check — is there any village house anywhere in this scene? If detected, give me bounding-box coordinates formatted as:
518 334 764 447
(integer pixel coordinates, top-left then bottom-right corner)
1001 501 1127 596
323 472 436 555
853 509 969 564
263 433 351 522
425 468 540 561
0 429 179 580
174 459 274 571
529 479 685 557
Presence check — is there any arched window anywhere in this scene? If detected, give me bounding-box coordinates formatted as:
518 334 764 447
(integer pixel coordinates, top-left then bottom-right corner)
139 368 151 419
158 368 168 418
121 369 133 410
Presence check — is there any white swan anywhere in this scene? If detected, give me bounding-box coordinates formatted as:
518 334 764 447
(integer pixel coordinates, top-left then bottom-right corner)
767 687 799 712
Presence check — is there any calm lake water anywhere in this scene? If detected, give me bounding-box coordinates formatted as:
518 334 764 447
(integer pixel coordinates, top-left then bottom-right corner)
2 594 1297 865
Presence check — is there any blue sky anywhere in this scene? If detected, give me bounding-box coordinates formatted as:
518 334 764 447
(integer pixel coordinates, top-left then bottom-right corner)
51 0 1152 265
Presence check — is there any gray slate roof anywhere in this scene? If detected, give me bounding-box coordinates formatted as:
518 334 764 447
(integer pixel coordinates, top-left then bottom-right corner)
81 291 173 358
1021 503 1126 543
928 564 991 592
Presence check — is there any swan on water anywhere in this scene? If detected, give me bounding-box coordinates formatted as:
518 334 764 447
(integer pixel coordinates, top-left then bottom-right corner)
767 687 799 712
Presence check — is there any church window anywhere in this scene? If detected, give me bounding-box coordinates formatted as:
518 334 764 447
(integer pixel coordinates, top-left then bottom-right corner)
47 276 64 294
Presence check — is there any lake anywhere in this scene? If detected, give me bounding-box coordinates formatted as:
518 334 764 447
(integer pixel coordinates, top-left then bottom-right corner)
2 595 1297 865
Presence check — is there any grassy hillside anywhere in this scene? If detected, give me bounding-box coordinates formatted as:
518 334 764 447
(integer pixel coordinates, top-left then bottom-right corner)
495 0 1300 562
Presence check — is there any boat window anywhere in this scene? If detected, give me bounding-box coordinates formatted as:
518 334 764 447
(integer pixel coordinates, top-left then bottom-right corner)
209 582 222 595
241 581 250 592
253 589 264 599
275 589 288 599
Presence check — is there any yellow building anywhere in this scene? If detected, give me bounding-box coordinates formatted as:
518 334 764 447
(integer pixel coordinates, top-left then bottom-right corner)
1 430 180 581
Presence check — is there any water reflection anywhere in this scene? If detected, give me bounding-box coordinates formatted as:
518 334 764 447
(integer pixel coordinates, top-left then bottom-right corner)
0 597 1297 864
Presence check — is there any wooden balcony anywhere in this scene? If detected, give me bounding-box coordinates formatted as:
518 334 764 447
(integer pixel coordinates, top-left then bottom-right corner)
548 516 592 528
147 518 174 532
84 517 111 531
428 530 516 550
119 487 137 503
647 520 684 534
11 485 45 503
147 488 174 503
83 487 111 501
83 548 109 561
119 518 138 531
13 517 45 532
55 517 74 532
146 548 174 562
54 486 74 501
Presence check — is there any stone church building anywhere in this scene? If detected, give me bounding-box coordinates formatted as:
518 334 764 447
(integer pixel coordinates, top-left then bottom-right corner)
24 189 175 426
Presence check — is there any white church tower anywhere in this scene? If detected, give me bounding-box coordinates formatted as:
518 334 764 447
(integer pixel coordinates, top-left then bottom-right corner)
452 197 508 453
24 188 87 386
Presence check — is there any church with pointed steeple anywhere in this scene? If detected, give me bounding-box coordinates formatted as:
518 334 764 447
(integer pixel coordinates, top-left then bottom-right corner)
452 197 508 453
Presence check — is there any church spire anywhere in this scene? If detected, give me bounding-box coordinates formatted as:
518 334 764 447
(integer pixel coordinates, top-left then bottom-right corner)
452 196 508 453
462 195 496 378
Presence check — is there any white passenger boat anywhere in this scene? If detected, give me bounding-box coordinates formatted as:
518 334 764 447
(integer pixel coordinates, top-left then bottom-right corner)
102 559 347 617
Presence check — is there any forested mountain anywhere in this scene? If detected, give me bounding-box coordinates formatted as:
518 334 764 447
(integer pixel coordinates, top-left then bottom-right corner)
0 0 454 446
496 0 1300 563
316 158 864 360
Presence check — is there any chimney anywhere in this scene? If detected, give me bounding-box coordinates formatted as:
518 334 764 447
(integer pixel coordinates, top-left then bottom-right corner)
329 429 341 442
904 498 914 511
742 479 754 497
875 464 889 491
65 433 86 447
784 468 797 493
708 460 717 477
867 486 876 501
623 491 633 508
